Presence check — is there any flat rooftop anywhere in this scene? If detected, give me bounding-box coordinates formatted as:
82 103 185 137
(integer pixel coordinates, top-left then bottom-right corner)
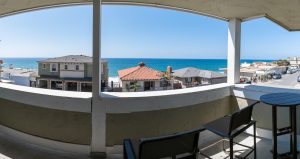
1 68 37 77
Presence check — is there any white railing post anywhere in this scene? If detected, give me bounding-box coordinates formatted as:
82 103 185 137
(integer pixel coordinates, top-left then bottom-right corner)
91 0 106 157
227 18 241 84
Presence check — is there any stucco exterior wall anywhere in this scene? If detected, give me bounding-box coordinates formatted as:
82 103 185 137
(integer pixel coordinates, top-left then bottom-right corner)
211 77 227 84
60 71 84 78
0 97 91 145
38 63 60 77
105 96 236 146
121 80 166 92
85 63 93 78
85 62 108 85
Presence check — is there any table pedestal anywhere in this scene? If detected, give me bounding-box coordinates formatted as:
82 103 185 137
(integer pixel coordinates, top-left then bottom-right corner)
272 106 297 159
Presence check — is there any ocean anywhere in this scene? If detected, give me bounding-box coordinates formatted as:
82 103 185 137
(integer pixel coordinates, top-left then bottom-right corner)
0 58 274 77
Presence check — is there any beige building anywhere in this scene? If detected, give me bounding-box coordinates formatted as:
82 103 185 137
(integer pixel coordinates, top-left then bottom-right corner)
288 57 300 66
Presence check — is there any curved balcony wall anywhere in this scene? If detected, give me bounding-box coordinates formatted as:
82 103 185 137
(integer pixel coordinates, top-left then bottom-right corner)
103 83 300 146
106 96 235 146
1 82 300 152
102 84 234 146
0 83 92 145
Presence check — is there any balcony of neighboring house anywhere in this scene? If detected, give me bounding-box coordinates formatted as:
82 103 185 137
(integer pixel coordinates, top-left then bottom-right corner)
1 1 300 159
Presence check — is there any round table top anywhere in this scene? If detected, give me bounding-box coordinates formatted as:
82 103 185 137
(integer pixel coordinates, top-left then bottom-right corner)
260 93 300 107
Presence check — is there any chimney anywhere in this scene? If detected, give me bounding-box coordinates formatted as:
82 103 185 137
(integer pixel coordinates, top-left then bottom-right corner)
139 62 145 67
167 66 172 74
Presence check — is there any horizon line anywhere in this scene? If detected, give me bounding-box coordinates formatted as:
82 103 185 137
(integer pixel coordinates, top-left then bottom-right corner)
0 57 278 60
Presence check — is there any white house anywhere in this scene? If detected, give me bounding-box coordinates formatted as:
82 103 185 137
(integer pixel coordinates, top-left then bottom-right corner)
118 62 172 92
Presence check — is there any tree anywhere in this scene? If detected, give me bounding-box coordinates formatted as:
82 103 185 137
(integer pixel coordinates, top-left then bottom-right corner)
276 59 290 66
130 82 140 92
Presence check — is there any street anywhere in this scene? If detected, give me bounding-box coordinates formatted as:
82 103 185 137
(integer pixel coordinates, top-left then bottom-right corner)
256 71 300 88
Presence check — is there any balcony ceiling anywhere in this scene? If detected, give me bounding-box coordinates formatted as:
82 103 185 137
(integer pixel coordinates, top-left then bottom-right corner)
1 0 300 31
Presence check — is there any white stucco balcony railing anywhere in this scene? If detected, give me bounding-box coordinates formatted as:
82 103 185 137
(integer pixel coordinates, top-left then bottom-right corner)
1 82 300 158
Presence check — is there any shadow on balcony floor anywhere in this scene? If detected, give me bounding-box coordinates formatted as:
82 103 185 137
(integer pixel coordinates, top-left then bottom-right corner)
0 130 297 159
199 132 297 159
0 131 92 159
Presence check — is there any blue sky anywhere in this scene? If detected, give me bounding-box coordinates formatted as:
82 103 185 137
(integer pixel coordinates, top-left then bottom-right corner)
0 5 300 59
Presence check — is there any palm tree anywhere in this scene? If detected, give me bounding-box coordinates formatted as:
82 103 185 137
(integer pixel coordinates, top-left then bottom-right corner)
130 82 140 92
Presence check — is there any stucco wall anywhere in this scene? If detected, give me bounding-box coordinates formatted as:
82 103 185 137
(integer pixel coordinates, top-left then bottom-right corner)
106 96 236 146
85 62 108 84
85 63 93 78
0 97 91 145
38 63 60 77
211 77 227 84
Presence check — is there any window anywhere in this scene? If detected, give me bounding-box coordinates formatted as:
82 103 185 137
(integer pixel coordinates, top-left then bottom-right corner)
185 78 192 83
76 65 79 70
65 65 68 70
50 63 58 72
42 64 46 69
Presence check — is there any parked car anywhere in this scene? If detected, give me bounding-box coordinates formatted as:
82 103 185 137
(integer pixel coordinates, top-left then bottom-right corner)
287 69 293 74
298 76 300 82
273 73 282 79
56 83 63 89
292 69 297 73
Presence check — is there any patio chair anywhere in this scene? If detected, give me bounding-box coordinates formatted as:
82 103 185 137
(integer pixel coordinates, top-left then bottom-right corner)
123 128 204 159
200 101 259 159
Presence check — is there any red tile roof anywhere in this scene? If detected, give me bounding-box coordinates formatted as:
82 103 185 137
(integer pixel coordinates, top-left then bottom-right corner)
118 65 163 81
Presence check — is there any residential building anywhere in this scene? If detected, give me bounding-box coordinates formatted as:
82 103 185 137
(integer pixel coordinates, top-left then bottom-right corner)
118 62 171 92
288 57 300 66
36 55 108 92
1 68 37 87
173 67 227 88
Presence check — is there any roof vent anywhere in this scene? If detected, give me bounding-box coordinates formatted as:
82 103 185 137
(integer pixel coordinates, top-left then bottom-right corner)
139 62 145 67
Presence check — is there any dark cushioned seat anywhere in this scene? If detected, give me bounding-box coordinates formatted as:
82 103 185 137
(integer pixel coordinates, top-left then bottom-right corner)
123 128 204 159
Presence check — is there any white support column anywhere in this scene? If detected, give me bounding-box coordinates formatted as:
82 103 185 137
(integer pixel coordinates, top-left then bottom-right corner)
91 0 106 157
48 80 51 89
77 82 80 92
62 81 65 91
92 0 101 97
227 18 241 84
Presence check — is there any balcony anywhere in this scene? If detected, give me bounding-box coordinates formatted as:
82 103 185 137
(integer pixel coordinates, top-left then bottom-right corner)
0 122 294 159
0 83 300 159
2 0 300 159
